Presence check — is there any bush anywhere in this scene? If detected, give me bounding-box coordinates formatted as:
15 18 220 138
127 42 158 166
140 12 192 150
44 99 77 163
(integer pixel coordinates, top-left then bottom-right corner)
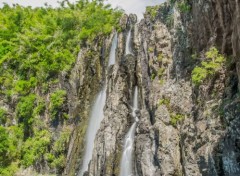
21 130 51 167
14 77 37 95
146 6 159 20
0 126 10 164
33 97 46 116
16 94 36 136
53 128 71 154
157 53 164 62
49 90 66 119
158 67 165 78
170 114 185 127
16 94 36 120
0 162 18 176
45 127 71 171
159 98 170 108
166 13 174 28
191 47 226 85
177 1 191 13
0 126 23 175
0 108 7 125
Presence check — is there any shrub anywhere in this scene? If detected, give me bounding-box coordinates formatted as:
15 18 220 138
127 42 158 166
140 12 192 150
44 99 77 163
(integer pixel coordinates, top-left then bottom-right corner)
170 0 177 5
16 94 36 120
146 6 159 20
53 128 71 154
14 77 37 95
0 162 18 176
166 13 174 28
170 113 185 127
158 67 165 78
0 126 10 164
191 47 226 85
0 126 23 175
0 108 7 125
177 1 191 13
191 66 208 85
148 47 154 52
33 97 46 116
151 73 156 80
49 90 66 119
21 130 51 167
159 98 170 107
45 127 71 171
157 53 164 63
16 94 36 136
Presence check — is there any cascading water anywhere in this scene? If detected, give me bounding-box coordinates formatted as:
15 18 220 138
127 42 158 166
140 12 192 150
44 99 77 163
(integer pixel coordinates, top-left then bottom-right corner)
108 33 118 66
125 27 132 55
79 33 118 175
78 89 106 176
120 86 139 176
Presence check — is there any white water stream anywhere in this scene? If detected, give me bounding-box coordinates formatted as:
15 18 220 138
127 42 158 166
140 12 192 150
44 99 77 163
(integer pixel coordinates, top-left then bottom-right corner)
79 33 118 175
120 86 138 176
78 89 106 176
108 33 118 66
125 27 132 55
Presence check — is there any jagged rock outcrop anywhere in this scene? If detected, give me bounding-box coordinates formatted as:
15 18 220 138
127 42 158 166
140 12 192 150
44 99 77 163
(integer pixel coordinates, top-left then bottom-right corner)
66 0 240 176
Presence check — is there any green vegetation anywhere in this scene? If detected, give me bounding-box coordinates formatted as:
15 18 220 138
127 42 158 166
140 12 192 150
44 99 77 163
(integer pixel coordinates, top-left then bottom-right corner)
191 47 226 85
148 47 154 52
166 12 174 28
0 108 7 125
0 0 122 174
157 53 164 62
146 6 159 20
170 0 177 5
0 127 10 164
21 130 51 167
191 53 198 60
151 73 157 80
177 0 191 13
170 113 185 127
45 127 71 171
16 94 36 137
0 1 122 97
49 90 66 119
157 67 165 79
159 98 170 107
0 126 23 175
159 98 185 127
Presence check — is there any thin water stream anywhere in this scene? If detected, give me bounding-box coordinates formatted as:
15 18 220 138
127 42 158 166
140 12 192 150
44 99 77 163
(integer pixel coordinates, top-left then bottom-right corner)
120 86 139 176
78 89 106 176
108 33 118 66
125 27 132 55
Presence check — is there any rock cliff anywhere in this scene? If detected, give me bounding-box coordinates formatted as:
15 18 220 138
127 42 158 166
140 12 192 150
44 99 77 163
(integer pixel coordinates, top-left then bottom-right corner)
64 0 240 176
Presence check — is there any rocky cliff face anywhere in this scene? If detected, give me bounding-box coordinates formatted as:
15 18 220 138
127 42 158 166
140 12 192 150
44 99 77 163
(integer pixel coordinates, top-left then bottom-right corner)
64 0 240 176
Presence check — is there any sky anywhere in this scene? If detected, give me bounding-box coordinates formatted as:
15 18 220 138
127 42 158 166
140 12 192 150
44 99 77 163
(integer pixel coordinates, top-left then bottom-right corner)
0 0 165 19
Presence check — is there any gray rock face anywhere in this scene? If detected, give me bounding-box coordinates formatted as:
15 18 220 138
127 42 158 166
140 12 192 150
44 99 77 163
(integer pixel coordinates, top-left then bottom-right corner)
67 1 240 176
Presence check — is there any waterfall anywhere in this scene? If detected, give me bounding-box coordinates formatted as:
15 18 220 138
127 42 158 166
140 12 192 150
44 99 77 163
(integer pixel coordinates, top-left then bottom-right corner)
120 86 138 176
78 88 106 176
132 86 138 121
108 33 118 66
125 27 132 55
79 31 119 176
